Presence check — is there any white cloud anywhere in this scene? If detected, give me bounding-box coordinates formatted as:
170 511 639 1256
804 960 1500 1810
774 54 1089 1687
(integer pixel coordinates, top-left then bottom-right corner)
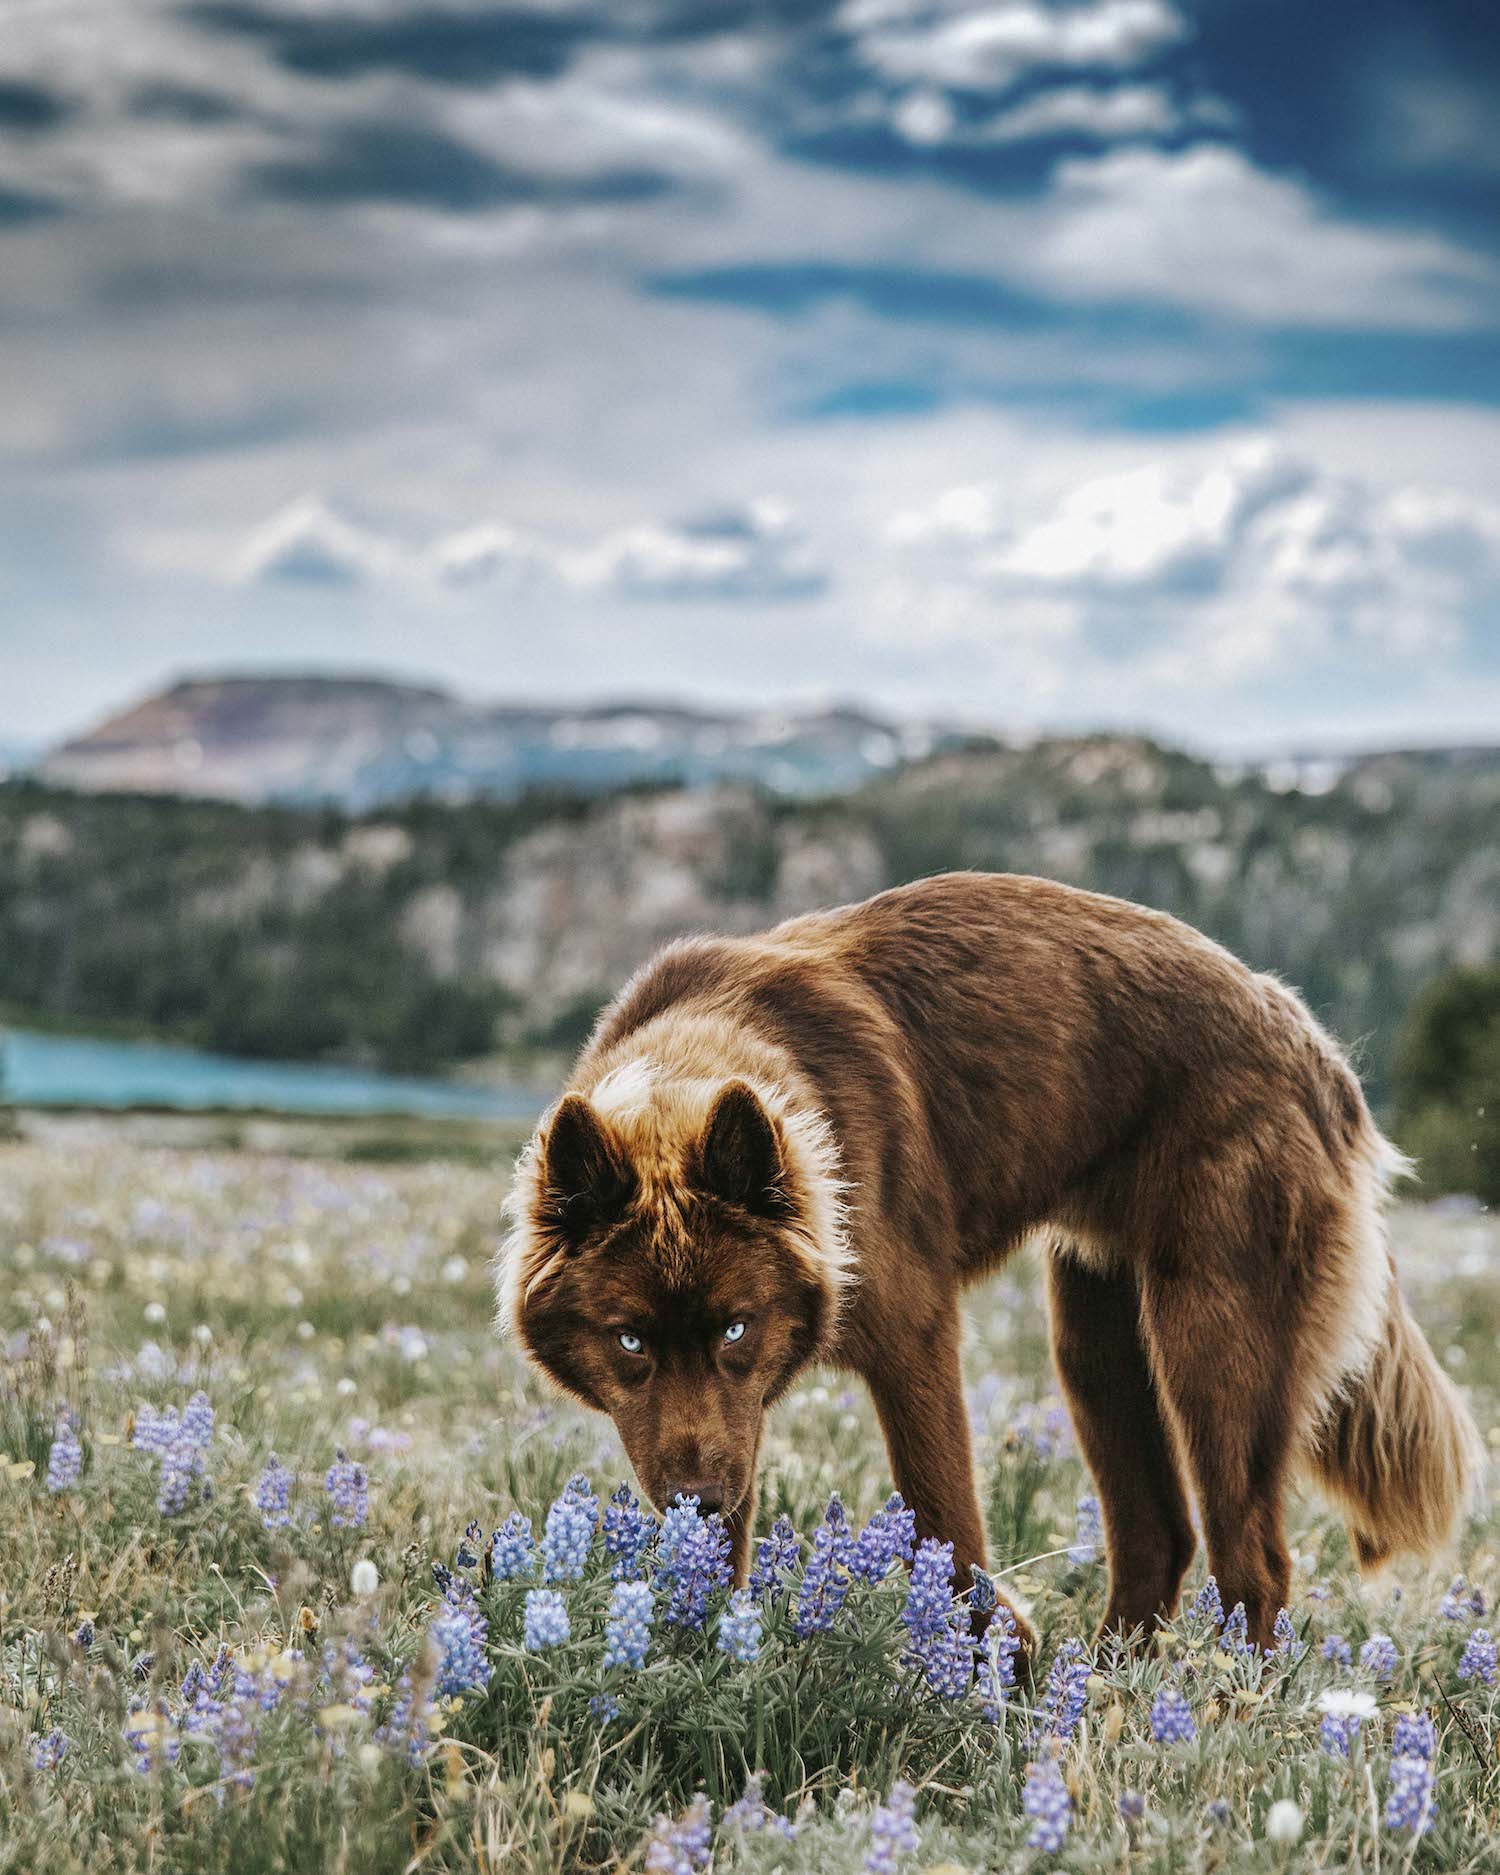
570 500 825 600
234 494 826 602
891 79 1236 148
1013 143 1498 328
889 436 1500 669
845 0 1186 93
234 496 400 585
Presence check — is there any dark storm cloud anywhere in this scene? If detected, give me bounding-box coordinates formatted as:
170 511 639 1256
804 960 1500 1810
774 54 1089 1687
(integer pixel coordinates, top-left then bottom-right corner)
0 80 72 132
181 3 598 85
253 120 676 210
0 186 63 226
128 81 248 125
649 262 1055 326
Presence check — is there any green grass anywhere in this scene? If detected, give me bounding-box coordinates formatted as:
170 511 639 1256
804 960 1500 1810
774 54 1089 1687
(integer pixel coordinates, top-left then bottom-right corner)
2 1133 1498 1872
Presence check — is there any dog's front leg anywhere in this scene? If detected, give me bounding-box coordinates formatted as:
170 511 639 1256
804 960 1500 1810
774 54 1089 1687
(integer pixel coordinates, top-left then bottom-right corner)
725 1427 762 1586
864 1310 1037 1669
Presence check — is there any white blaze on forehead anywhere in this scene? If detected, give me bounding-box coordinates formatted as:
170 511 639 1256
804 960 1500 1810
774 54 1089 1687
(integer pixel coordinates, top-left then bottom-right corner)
591 1057 660 1122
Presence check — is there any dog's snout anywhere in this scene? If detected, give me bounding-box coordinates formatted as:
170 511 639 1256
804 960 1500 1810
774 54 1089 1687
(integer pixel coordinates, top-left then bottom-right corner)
666 1477 725 1513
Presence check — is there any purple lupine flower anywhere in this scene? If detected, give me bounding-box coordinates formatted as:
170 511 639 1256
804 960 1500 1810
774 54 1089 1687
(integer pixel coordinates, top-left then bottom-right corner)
1392 1711 1437 1760
1023 1746 1072 1854
1360 1634 1398 1680
1317 1689 1376 1757
1385 1751 1436 1836
253 1455 295 1529
657 1496 731 1631
1033 1638 1090 1744
603 1580 655 1670
1119 1790 1146 1821
1440 1576 1485 1622
899 1539 975 1696
865 1780 918 1874
793 1496 856 1636
181 1390 215 1450
490 1511 535 1581
589 1692 620 1723
155 1419 205 1516
454 1520 483 1569
970 1566 998 1615
1272 1608 1304 1660
1070 1494 1102 1565
542 1475 598 1583
375 1669 433 1762
46 1419 82 1494
1150 1684 1196 1745
324 1450 368 1529
1321 1633 1353 1668
1010 1402 1070 1460
749 1515 800 1602
644 1793 713 1874
215 1686 258 1789
849 1494 916 1584
979 1606 1021 1721
602 1482 655 1581
430 1589 489 1697
1221 1603 1250 1654
1458 1629 1497 1685
718 1589 762 1664
523 1588 570 1652
1190 1577 1224 1630
71 1617 94 1652
724 1772 793 1839
130 1405 176 1457
320 1639 376 1712
31 1730 68 1771
901 1540 956 1650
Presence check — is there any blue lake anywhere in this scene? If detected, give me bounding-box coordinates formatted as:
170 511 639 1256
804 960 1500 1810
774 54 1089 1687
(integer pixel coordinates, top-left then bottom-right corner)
0 1028 544 1121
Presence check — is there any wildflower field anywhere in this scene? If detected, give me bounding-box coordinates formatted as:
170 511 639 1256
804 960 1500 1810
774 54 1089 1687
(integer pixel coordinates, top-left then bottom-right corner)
3 1130 1500 1874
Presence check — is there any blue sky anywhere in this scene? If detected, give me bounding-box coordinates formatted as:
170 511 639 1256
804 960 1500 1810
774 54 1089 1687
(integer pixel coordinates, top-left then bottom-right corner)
1 0 1497 751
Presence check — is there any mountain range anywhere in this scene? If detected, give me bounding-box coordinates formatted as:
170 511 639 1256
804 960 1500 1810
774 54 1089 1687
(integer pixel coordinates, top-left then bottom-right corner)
38 674 959 808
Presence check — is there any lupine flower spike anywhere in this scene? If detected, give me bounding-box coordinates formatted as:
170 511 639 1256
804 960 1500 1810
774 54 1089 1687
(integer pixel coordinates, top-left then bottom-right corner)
1033 1637 1090 1743
749 1515 800 1602
542 1475 598 1582
603 1580 655 1669
1359 1633 1398 1679
643 1794 713 1875
1150 1683 1196 1744
717 1589 762 1663
865 1780 919 1874
490 1511 535 1581
46 1417 83 1494
1458 1629 1497 1685
324 1449 368 1529
1024 1746 1072 1854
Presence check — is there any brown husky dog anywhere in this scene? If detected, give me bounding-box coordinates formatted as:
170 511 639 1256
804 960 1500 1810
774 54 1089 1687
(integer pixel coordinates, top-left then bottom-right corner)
499 871 1479 1658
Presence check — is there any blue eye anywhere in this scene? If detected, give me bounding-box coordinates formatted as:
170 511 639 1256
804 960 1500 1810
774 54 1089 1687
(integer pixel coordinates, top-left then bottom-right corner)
723 1321 746 1344
618 1332 643 1355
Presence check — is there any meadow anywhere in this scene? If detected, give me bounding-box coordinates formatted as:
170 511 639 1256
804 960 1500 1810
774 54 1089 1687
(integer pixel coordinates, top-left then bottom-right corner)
2 1128 1499 1873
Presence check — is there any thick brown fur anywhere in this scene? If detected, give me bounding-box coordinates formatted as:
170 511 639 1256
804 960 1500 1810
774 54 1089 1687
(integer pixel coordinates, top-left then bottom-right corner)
498 871 1481 1658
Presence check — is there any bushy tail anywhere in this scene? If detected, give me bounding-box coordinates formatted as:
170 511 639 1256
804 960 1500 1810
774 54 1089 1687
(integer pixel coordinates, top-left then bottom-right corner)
1308 1273 1483 1571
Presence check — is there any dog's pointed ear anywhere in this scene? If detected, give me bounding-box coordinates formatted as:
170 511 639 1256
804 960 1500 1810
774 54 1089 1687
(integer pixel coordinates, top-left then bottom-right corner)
538 1094 635 1246
697 1081 788 1217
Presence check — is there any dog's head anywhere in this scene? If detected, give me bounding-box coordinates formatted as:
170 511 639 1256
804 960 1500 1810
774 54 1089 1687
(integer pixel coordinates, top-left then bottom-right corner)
498 1068 849 1520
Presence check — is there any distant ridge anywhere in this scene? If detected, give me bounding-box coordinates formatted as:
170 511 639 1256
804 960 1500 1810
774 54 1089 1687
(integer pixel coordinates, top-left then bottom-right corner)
39 672 960 808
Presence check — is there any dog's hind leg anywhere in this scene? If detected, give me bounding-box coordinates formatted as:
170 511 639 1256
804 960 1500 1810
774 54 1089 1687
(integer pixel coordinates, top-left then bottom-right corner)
1134 1160 1317 1651
1046 1248 1196 1647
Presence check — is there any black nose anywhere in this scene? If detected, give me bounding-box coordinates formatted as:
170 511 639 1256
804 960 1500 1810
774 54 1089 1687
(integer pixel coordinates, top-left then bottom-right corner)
667 1478 724 1513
